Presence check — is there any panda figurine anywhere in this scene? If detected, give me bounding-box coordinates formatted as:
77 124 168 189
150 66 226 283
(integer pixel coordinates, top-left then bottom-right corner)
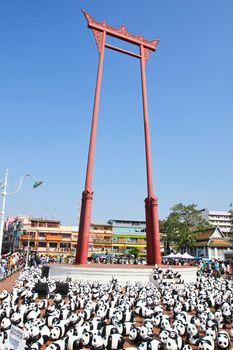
79 309 94 321
0 317 11 333
221 303 232 327
25 307 41 321
186 322 200 345
69 313 85 327
0 290 10 302
217 330 231 349
45 339 67 350
53 293 64 307
101 325 118 337
139 325 153 342
116 321 135 336
50 320 68 340
143 319 153 336
139 339 162 350
115 309 135 323
182 346 193 350
10 312 23 328
91 334 106 350
168 329 183 350
85 318 105 331
60 307 71 321
27 325 49 349
128 326 141 343
230 324 233 338
82 330 100 347
104 333 124 350
159 329 170 344
0 329 9 347
198 335 215 350
214 310 224 329
205 324 218 340
66 335 84 350
38 299 49 309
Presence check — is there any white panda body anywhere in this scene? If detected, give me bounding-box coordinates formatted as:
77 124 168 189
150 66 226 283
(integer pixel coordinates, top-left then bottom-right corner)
139 339 162 350
67 335 83 350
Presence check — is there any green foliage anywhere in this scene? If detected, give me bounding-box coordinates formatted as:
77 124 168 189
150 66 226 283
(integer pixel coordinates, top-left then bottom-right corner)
160 203 211 254
128 247 140 258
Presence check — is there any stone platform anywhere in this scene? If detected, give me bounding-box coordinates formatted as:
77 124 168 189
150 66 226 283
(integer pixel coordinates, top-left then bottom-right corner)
47 263 197 285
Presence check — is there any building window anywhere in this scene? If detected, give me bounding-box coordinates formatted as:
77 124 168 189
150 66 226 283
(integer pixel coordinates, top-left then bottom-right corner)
38 233 45 238
60 243 70 249
38 242 46 247
50 242 57 248
23 241 34 247
47 223 59 228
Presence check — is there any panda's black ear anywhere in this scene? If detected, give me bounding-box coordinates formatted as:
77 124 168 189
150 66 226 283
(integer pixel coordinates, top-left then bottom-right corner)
159 343 165 350
190 316 195 324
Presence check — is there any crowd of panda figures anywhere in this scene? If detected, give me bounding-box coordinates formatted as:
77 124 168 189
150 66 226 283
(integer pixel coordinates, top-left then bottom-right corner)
0 265 232 350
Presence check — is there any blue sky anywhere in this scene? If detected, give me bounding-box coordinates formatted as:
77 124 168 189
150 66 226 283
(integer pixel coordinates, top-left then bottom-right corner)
0 0 232 225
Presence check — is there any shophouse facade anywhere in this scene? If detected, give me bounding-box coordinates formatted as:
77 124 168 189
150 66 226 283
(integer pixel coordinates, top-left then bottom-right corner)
89 223 113 255
108 219 146 255
3 216 113 257
3 216 78 256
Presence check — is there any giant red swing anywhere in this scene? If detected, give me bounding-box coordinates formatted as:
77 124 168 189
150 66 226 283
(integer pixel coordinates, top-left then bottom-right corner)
76 10 161 265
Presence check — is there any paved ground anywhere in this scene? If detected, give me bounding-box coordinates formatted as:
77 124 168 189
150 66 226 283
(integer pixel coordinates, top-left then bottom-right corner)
0 270 21 291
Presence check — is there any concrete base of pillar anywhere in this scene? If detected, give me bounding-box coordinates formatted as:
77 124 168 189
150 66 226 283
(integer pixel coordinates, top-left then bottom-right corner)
47 264 197 285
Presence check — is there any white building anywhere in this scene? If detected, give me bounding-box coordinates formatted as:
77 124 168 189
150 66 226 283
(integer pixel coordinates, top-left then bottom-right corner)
200 209 232 237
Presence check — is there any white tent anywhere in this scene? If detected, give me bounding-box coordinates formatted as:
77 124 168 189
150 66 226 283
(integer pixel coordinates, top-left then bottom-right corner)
163 253 176 259
181 252 195 259
173 252 183 258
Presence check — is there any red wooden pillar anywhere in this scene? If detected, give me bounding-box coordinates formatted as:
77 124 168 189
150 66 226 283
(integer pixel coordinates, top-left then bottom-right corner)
76 30 106 264
140 45 161 265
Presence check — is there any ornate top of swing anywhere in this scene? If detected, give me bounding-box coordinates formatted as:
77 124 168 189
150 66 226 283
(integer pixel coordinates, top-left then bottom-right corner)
82 9 159 53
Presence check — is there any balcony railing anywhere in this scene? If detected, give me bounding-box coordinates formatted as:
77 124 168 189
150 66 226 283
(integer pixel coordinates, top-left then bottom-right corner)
93 239 112 244
46 235 62 241
20 235 32 240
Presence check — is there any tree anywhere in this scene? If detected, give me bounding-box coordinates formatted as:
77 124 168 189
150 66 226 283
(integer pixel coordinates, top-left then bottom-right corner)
160 213 180 255
160 203 211 253
128 247 140 258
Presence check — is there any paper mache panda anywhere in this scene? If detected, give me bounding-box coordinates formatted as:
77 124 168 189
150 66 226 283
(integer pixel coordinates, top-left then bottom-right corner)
217 330 231 349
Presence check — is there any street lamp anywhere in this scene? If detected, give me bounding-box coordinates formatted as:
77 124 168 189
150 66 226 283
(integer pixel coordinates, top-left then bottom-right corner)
25 231 31 269
0 169 43 258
